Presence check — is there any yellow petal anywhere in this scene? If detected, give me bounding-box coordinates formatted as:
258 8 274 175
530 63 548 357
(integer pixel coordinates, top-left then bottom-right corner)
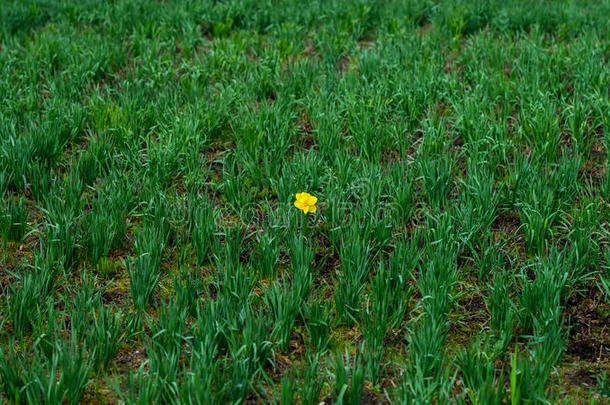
308 205 317 213
307 195 318 205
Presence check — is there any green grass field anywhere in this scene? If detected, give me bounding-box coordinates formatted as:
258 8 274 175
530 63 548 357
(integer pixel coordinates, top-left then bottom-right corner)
1 0 610 403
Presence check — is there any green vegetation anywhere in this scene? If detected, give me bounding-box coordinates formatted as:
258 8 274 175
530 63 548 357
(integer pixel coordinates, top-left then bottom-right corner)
1 0 609 403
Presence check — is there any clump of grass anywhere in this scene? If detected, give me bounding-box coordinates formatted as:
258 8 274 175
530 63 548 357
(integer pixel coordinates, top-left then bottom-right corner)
335 225 373 325
127 224 166 311
0 194 28 244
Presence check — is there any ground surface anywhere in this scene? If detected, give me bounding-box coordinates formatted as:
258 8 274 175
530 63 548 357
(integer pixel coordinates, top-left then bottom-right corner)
1 0 610 403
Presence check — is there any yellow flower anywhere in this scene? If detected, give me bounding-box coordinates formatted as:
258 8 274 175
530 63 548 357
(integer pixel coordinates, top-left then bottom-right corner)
294 192 317 214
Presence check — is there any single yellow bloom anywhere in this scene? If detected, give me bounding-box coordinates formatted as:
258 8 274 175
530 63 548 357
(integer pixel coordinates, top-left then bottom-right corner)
294 192 318 214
